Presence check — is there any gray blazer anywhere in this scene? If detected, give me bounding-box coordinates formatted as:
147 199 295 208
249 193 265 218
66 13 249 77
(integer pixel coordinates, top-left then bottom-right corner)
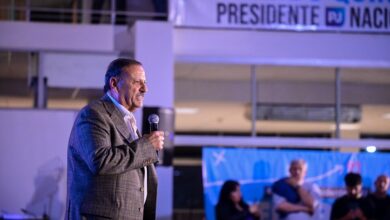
66 95 159 220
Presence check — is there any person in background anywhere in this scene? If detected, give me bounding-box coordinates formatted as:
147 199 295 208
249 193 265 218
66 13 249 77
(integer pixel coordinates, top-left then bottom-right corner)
366 174 390 220
330 172 373 220
272 159 321 220
216 180 261 220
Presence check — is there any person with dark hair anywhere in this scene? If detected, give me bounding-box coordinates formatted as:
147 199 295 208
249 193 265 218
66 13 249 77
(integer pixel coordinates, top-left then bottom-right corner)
366 175 390 220
330 172 373 220
272 159 321 220
216 180 261 220
66 58 164 220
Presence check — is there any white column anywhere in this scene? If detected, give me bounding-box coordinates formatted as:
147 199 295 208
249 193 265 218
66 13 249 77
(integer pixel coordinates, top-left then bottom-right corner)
133 20 174 109
133 20 174 220
133 20 174 129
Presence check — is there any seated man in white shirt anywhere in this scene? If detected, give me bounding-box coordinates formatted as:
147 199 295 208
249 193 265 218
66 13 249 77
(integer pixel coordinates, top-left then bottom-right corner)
272 159 321 220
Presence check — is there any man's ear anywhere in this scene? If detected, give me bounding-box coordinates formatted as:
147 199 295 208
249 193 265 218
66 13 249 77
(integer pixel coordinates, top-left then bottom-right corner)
109 76 119 92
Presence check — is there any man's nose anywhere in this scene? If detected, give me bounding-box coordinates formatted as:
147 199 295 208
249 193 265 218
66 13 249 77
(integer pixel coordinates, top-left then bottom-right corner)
141 82 148 92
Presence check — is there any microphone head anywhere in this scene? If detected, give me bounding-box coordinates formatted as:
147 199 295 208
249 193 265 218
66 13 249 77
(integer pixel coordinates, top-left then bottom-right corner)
148 114 159 124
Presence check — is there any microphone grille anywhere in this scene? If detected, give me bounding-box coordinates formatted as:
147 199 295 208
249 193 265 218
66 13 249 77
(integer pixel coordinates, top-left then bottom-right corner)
148 114 159 124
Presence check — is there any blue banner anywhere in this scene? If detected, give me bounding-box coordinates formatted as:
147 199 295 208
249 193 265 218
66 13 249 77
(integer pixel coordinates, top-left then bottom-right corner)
202 147 390 220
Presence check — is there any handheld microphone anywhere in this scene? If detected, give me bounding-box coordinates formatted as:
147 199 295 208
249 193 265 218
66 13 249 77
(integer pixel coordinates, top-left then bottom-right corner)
148 114 159 133
148 114 161 164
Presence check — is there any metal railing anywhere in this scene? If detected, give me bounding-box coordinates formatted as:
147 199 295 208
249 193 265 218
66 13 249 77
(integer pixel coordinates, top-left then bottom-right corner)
0 0 168 24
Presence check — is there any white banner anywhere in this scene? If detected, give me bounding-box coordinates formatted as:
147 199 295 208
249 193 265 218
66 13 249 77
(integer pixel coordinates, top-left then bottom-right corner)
171 0 390 33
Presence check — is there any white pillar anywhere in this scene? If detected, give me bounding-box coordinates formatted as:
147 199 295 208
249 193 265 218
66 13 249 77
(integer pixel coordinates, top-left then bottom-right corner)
133 20 174 220
133 20 174 109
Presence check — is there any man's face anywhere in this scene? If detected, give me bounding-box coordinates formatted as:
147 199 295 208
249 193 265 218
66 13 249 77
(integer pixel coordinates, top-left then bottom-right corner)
375 175 390 194
289 162 307 181
112 65 148 112
346 184 362 199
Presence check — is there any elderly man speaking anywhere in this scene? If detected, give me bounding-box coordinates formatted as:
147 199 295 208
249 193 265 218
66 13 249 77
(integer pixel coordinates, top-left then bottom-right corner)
66 58 164 220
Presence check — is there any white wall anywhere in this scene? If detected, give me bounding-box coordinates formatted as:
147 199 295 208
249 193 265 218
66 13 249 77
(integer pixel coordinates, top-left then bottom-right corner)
0 109 75 219
0 21 133 53
134 21 175 109
40 52 118 88
133 21 174 219
0 109 172 219
1 20 389 68
174 28 390 68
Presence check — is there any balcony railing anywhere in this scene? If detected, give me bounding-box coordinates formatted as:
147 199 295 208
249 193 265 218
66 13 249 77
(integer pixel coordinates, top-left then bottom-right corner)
0 0 168 24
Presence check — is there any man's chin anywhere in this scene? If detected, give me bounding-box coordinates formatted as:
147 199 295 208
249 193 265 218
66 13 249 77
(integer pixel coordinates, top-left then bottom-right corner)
135 102 143 108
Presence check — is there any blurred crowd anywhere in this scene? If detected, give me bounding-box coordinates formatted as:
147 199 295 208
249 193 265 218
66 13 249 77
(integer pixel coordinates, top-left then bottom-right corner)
216 159 390 220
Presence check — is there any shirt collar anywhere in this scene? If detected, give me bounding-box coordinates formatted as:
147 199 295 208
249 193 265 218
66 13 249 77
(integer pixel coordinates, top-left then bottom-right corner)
106 91 132 117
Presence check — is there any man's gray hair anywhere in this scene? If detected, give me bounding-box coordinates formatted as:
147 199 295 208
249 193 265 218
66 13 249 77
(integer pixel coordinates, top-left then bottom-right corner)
290 159 308 168
103 58 143 93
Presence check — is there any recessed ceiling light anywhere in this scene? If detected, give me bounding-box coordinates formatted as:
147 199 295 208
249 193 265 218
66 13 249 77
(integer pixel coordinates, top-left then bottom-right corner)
366 145 376 153
330 124 360 130
175 107 199 115
383 113 390 120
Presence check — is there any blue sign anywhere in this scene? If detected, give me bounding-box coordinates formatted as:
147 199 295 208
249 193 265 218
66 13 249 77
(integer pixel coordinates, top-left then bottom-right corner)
203 147 390 220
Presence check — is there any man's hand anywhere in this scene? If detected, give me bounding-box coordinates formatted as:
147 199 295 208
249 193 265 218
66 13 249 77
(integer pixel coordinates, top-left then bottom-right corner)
300 205 314 215
339 209 367 220
145 131 164 151
353 208 367 220
286 177 316 212
249 203 261 217
344 210 357 220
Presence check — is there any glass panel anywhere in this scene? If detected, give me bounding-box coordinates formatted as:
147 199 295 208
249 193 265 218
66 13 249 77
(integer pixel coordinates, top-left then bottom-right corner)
0 51 34 108
175 63 390 138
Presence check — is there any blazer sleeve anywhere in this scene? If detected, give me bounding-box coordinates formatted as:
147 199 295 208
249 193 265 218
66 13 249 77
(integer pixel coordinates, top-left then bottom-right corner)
72 106 158 175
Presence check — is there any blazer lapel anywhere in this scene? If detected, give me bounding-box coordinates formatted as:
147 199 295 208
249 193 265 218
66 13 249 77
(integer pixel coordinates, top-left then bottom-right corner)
136 129 142 138
101 95 134 145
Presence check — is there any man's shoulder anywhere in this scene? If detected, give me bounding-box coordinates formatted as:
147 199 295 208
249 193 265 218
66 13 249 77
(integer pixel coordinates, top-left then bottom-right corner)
87 99 106 110
302 180 319 189
365 193 375 202
83 95 110 111
272 177 289 193
273 177 288 185
366 193 390 202
76 97 110 118
383 194 390 200
334 195 349 204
